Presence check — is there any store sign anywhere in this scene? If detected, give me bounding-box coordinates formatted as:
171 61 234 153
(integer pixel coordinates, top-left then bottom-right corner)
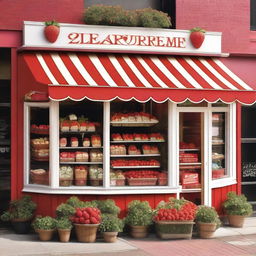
23 21 222 55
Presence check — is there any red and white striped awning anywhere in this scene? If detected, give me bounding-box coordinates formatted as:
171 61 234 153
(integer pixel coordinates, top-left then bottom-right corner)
22 52 256 104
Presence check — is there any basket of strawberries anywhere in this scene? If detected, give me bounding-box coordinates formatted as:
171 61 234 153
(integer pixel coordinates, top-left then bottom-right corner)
154 198 197 239
71 207 101 242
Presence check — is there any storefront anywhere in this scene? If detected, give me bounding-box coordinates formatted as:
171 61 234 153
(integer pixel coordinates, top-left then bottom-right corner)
16 21 256 215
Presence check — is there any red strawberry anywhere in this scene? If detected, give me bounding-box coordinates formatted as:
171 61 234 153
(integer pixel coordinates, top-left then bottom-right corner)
44 20 60 43
189 27 206 49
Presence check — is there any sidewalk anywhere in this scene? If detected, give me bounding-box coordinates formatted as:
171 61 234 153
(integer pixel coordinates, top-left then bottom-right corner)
0 217 256 256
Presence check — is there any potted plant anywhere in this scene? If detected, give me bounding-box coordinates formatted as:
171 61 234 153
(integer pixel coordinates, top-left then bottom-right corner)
0 195 37 234
95 199 120 217
56 217 73 242
99 214 124 243
153 197 197 239
223 191 253 227
71 207 101 242
125 200 153 238
33 216 56 241
195 205 221 238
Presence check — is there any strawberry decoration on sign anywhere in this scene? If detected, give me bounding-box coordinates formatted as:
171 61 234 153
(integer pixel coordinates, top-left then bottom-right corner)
189 27 206 49
44 20 60 43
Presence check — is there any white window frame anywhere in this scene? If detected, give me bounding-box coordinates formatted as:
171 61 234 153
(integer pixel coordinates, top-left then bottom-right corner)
23 101 237 196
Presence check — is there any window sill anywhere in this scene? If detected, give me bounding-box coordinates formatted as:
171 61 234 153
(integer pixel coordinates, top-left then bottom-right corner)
23 184 180 195
211 177 237 189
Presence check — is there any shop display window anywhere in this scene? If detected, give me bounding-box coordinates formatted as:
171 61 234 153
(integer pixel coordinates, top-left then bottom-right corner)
110 100 168 187
59 101 103 187
212 112 227 180
25 103 50 186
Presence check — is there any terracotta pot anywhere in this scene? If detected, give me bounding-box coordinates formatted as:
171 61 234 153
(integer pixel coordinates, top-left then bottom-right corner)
130 225 148 238
36 229 55 241
197 222 217 239
227 215 245 228
74 223 99 242
103 231 118 243
58 228 71 242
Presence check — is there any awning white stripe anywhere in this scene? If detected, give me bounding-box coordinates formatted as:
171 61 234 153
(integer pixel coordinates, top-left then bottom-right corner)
36 53 58 85
68 53 97 86
51 53 77 85
123 55 153 88
168 57 202 89
151 56 186 89
199 58 238 90
137 56 169 88
108 54 136 87
89 54 118 87
213 59 253 91
185 57 223 90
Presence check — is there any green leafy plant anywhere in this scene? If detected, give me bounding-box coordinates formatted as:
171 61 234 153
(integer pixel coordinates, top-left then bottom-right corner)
196 205 221 228
84 5 171 28
95 199 120 216
56 218 72 230
0 195 37 221
56 203 76 219
125 200 153 226
99 214 124 232
33 216 56 230
223 191 253 216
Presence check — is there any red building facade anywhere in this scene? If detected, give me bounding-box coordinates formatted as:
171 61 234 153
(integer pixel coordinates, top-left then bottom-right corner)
0 0 255 216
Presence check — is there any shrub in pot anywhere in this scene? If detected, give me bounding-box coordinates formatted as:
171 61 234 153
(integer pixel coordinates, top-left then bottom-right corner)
125 200 153 238
99 214 124 243
33 216 56 241
0 195 37 234
94 199 120 217
223 191 252 228
195 205 221 238
56 217 72 242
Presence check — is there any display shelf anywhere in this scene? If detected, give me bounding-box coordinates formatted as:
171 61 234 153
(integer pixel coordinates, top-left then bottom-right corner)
60 131 96 134
110 154 161 157
110 140 165 143
241 138 256 143
110 121 158 127
212 141 225 145
111 165 160 169
0 103 10 107
59 146 103 149
181 188 201 193
179 163 202 166
179 149 200 152
59 162 103 164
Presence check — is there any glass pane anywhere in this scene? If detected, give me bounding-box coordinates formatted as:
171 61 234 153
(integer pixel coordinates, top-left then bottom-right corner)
179 112 202 192
59 101 103 187
110 100 168 187
30 107 50 186
212 112 227 179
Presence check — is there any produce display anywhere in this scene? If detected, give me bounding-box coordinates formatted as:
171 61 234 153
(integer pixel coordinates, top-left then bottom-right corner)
125 170 159 179
179 153 198 163
111 159 160 167
180 142 197 149
111 133 164 141
30 168 49 185
31 124 49 134
59 165 73 186
110 171 125 186
75 151 89 162
71 207 101 224
31 137 49 149
90 150 103 162
74 165 88 186
110 145 126 155
89 165 103 180
111 112 158 122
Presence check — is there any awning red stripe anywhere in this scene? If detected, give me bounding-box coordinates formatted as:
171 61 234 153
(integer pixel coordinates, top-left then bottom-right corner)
97 54 129 87
23 53 52 85
78 54 109 86
59 54 88 85
177 58 213 89
41 53 67 85
207 59 245 90
142 56 177 88
159 56 195 89
116 56 145 87
128 55 162 88
190 58 230 90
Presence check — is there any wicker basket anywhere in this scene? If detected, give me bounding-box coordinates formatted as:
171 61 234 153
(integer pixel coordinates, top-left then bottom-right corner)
155 221 194 239
127 178 157 186
158 178 167 186
111 179 125 186
59 178 73 186
90 179 103 186
30 171 49 185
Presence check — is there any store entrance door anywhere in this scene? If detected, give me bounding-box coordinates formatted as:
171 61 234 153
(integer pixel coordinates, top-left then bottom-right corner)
178 109 208 205
0 48 11 220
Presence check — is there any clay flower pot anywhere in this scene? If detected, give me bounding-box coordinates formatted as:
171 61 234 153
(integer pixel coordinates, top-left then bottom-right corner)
74 223 99 243
130 225 148 238
36 229 55 241
197 222 217 239
103 231 118 243
58 228 71 242
227 215 245 228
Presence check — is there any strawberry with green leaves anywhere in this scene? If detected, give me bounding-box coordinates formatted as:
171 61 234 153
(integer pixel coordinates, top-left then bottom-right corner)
189 27 206 49
44 20 60 43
